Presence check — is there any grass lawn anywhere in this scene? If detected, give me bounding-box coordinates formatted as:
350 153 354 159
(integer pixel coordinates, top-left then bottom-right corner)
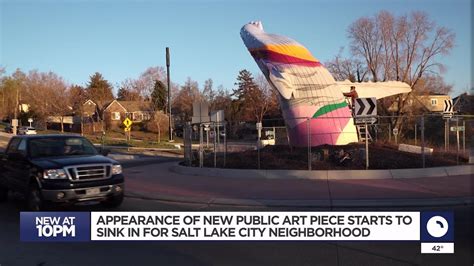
36 129 181 149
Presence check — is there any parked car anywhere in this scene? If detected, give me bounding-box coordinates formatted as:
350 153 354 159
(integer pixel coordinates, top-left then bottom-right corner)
4 125 13 133
18 127 37 135
0 135 124 210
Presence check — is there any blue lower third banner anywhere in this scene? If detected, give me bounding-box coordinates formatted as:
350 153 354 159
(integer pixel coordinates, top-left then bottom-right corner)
20 212 90 242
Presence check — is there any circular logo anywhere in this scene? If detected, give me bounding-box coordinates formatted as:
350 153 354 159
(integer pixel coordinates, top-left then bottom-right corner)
426 216 449 238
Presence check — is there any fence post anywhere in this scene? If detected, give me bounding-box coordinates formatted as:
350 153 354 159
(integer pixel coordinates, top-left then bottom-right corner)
183 123 187 165
444 119 448 151
456 117 460 165
217 121 220 145
307 118 311 171
414 123 417 146
447 118 450 151
257 123 261 170
224 123 227 167
206 126 209 148
388 123 392 143
365 122 369 170
462 120 466 154
214 122 217 168
421 115 425 168
199 124 203 168
184 122 192 166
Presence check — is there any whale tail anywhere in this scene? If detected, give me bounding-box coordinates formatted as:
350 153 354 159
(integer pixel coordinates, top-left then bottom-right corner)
240 21 410 146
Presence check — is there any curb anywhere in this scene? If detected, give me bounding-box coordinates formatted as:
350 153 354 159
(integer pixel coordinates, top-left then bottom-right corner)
125 191 473 208
171 163 472 180
108 153 138 161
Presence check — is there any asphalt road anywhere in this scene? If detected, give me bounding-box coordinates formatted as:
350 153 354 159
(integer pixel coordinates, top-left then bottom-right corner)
0 140 471 266
0 193 472 266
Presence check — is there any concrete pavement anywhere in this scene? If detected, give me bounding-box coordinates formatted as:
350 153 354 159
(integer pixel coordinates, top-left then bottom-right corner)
124 161 473 208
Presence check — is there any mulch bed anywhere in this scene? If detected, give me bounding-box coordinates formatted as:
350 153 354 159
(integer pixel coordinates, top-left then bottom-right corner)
198 143 468 170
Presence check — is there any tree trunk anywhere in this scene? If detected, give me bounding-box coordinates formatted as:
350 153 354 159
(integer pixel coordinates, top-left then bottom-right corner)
157 125 161 143
60 116 64 133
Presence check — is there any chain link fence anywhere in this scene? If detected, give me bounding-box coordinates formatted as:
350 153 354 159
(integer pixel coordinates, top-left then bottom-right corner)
183 114 473 170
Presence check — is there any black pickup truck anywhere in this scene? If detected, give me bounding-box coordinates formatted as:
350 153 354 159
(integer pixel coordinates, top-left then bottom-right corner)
0 134 124 210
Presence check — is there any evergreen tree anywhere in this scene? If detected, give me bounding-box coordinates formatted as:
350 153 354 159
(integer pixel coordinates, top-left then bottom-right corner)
86 72 114 103
233 69 257 102
232 69 260 121
117 87 142 101
150 80 167 112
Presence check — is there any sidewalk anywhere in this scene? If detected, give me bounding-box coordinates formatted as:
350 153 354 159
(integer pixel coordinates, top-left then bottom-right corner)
124 162 473 208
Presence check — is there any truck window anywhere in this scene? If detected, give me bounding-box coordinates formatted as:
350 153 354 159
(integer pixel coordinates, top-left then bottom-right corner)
17 139 27 155
29 137 98 158
6 138 21 154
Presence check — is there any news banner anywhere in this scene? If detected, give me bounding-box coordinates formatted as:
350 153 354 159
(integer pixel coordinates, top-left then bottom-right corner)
20 211 454 254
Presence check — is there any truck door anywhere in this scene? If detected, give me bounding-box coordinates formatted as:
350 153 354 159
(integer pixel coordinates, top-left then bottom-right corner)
2 138 29 192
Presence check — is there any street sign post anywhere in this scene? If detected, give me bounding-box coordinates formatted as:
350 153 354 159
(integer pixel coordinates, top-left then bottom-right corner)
256 122 263 169
123 118 133 128
354 98 377 125
450 126 465 132
354 117 378 125
355 97 377 117
443 99 454 119
354 98 377 169
123 118 133 150
28 118 33 127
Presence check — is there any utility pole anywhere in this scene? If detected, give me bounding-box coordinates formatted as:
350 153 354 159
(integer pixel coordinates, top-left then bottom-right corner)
14 84 19 119
166 47 173 141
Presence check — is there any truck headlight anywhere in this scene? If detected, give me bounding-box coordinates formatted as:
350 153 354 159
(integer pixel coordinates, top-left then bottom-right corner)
112 165 122 175
43 169 68 179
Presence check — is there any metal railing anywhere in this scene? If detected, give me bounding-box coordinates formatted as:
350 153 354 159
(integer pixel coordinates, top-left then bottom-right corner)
183 113 473 170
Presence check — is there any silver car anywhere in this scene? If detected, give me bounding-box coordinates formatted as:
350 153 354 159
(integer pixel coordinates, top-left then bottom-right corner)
18 127 37 135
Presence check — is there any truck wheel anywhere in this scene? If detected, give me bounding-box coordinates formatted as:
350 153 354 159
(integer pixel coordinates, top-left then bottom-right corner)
101 193 123 208
0 186 8 202
26 184 44 211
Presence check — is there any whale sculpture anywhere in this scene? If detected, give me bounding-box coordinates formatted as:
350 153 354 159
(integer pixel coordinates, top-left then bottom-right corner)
240 21 411 147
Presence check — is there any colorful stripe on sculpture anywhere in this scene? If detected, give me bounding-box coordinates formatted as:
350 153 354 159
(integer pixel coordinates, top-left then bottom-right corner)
240 21 358 147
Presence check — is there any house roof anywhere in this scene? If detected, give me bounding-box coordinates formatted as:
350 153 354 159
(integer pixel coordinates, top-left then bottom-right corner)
453 92 474 102
84 99 153 112
453 93 474 114
117 101 152 112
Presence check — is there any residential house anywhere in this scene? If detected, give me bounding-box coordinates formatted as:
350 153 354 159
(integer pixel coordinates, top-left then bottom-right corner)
102 100 153 129
453 92 474 114
388 94 451 113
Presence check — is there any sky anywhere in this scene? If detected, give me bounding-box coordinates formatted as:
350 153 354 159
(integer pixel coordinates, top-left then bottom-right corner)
0 0 472 96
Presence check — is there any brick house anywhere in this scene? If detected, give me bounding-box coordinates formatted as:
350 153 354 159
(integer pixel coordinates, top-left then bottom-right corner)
388 94 451 113
453 92 474 114
102 100 153 129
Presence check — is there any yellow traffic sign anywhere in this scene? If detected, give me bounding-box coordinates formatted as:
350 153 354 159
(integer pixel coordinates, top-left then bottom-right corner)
123 118 133 128
124 127 131 132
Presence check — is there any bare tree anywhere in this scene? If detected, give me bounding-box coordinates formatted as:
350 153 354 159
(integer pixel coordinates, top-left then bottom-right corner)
23 70 70 131
172 77 202 122
134 67 166 99
325 48 368 82
147 111 169 143
348 16 383 82
254 74 279 121
0 70 25 120
202 78 215 105
348 10 455 130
